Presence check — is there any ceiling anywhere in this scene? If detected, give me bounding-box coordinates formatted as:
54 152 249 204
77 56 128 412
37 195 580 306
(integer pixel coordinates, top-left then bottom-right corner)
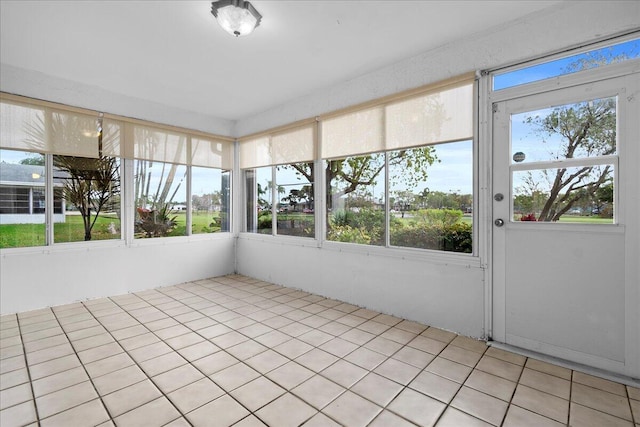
0 1 564 122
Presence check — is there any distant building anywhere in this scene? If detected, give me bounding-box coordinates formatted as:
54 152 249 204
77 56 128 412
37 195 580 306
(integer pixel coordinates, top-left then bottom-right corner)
0 162 65 224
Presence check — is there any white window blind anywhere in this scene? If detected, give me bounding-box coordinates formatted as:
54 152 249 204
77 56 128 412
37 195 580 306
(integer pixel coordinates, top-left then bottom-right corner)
321 77 474 158
1 99 102 158
386 82 473 150
240 123 315 169
321 107 384 159
131 125 188 165
192 136 234 170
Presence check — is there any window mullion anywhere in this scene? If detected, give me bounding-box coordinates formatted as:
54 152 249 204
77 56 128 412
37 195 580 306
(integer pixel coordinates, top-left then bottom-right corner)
45 153 54 245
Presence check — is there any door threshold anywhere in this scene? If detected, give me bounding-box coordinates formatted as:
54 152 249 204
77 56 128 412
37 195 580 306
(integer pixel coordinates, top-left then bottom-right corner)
487 341 640 388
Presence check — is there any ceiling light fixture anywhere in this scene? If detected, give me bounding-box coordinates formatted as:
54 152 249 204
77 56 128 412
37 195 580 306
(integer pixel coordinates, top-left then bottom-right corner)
211 0 262 37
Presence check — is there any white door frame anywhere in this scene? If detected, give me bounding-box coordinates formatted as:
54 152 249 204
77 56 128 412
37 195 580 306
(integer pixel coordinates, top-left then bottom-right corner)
482 60 640 378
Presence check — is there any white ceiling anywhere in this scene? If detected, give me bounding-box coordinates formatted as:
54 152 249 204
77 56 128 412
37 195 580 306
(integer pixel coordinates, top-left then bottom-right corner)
0 1 563 121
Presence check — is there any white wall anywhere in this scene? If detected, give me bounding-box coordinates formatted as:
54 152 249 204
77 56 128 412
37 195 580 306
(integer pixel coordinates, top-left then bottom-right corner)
236 238 485 337
234 2 639 136
234 2 639 341
0 236 235 314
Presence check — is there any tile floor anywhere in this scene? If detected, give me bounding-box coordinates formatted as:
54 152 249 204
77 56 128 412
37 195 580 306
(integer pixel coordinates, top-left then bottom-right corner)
1 274 639 427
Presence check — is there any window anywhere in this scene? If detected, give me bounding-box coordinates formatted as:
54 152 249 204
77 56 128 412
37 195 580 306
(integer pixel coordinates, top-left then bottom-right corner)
493 37 639 90
242 123 316 238
0 94 233 247
321 76 474 253
510 97 617 223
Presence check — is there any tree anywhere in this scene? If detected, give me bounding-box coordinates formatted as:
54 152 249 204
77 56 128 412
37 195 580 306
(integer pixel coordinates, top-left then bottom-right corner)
286 147 438 210
25 112 120 241
19 155 45 166
524 98 615 221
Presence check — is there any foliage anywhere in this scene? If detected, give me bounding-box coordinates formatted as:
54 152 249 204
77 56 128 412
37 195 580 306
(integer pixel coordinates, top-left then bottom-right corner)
135 205 177 238
390 222 472 253
413 209 463 226
327 225 372 244
519 213 537 221
18 155 45 166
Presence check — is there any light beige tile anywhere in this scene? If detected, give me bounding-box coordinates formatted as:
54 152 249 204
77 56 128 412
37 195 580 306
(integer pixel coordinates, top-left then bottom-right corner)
0 383 32 410
138 352 187 377
519 367 570 399
569 402 634 427
409 370 461 404
627 385 640 400
440 344 484 367
629 398 639 422
226 340 268 360
425 357 473 383
233 415 268 427
84 352 134 379
0 368 29 391
297 330 334 347
407 335 448 354
77 342 123 365
450 336 487 354
32 366 88 397
319 337 359 358
211 331 249 349
210 362 260 392
369 409 417 427
451 386 509 426
153 364 204 394
571 382 632 421
26 343 74 366
118 333 160 352
352 373 403 406
1 355 27 375
35 380 98 418
113 397 180 427
380 327 416 345
255 393 317 427
392 346 435 369
102 379 162 417
339 328 376 346
485 347 526 365
28 354 80 380
323 390 382 427
292 375 345 410
373 358 420 385
39 398 109 427
301 412 341 427
231 376 285 411
387 388 446 426
254 330 290 347
503 405 565 427
127 341 172 363
245 349 289 374
372 314 402 326
511 384 569 423
191 351 238 376
273 339 313 359
322 360 368 388
0 400 37 427
266 361 314 390
295 348 339 373
70 333 114 352
167 378 224 413
475 355 523 382
93 364 148 396
395 320 428 334
436 407 493 427
464 369 516 402
343 347 386 371
279 322 313 337
164 331 205 350
525 358 572 380
23 334 68 353
573 371 627 396
177 340 220 362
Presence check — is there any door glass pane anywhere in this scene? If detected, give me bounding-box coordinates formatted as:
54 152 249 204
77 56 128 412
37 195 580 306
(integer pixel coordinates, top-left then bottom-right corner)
511 97 617 164
191 167 230 234
512 164 614 223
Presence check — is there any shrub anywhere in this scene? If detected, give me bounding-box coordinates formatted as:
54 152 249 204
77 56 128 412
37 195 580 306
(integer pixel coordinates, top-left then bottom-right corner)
415 208 463 226
390 221 472 253
327 225 371 244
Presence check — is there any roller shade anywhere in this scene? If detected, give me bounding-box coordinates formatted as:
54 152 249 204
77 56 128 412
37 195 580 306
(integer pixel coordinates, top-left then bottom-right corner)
321 107 384 159
0 100 102 158
192 136 234 170
240 123 315 168
386 82 473 150
321 76 474 158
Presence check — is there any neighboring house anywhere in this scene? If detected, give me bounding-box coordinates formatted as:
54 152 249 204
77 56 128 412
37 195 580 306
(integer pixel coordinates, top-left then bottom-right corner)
0 162 65 224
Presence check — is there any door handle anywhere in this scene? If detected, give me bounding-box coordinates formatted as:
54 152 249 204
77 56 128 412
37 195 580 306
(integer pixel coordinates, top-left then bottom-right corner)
494 219 505 227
